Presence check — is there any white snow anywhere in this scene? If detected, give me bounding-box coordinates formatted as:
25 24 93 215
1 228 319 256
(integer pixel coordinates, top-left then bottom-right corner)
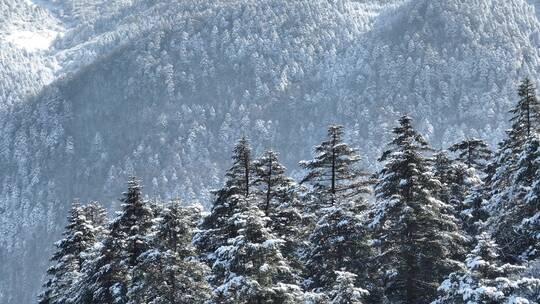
5 29 59 52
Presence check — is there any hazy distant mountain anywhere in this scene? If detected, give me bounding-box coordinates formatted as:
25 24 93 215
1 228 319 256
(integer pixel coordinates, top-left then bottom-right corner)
1 0 539 302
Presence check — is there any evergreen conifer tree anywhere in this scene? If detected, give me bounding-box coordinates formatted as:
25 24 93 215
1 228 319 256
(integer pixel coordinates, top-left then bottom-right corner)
509 77 540 145
484 79 540 263
118 179 154 268
252 149 304 270
486 78 540 198
488 136 540 261
217 136 252 200
252 150 296 215
128 203 212 304
212 201 303 303
38 202 96 304
371 115 466 304
194 137 253 263
300 125 371 206
73 178 153 304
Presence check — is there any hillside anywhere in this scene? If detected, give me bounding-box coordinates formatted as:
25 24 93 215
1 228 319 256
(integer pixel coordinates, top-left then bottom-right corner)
1 0 540 302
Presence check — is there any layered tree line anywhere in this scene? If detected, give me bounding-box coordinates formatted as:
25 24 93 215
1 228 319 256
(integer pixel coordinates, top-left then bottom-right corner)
38 79 540 303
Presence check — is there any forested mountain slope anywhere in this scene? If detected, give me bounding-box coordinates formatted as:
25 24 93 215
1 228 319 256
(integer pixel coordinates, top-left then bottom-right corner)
0 0 62 109
1 0 540 302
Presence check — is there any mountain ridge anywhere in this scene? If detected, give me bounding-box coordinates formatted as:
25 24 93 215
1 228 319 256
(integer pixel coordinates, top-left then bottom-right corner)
1 0 540 302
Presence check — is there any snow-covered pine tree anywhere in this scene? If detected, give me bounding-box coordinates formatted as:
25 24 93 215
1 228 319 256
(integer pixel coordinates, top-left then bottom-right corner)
485 79 540 262
115 178 154 269
328 271 369 304
301 124 375 298
252 149 304 270
433 150 482 232
252 149 296 215
82 201 108 238
449 138 492 171
212 201 304 303
460 186 490 236
371 115 466 304
300 125 371 207
219 136 252 200
127 202 212 304
486 78 540 196
38 202 97 304
489 136 540 261
304 198 374 297
434 232 540 304
194 137 253 263
509 77 540 144
72 178 153 304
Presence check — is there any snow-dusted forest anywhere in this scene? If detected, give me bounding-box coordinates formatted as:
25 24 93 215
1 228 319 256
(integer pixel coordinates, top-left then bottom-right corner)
2 0 540 302
38 79 540 303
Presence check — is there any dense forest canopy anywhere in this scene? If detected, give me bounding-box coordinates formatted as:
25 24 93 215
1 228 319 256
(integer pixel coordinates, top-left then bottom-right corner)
38 78 540 303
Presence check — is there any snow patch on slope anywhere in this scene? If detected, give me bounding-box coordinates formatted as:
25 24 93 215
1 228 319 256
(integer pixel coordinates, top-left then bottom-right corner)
5 28 60 52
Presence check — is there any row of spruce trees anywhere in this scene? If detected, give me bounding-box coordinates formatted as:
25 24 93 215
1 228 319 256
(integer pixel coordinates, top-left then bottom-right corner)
38 78 540 304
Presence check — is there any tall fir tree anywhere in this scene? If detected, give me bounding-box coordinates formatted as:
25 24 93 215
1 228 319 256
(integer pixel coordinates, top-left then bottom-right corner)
38 202 97 304
509 77 540 144
194 137 253 263
485 78 540 198
252 149 296 215
252 149 305 271
371 115 466 304
485 79 540 263
488 136 540 261
115 178 154 269
300 125 371 206
433 150 482 232
72 178 153 304
212 201 304 303
127 203 212 304
218 136 252 200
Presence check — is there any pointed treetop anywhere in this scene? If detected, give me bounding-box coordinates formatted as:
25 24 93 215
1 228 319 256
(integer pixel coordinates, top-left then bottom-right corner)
122 176 142 204
300 124 371 205
508 77 539 143
252 149 296 214
379 115 430 162
218 136 252 199
449 138 492 170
